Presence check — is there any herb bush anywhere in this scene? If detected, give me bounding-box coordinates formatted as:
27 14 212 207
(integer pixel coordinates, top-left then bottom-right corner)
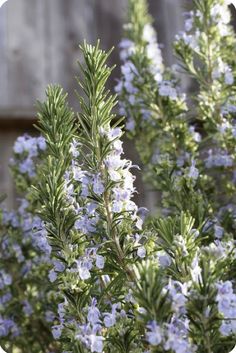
1 1 236 352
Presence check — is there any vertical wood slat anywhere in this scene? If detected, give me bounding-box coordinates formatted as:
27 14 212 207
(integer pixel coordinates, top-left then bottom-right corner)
6 0 45 108
0 0 97 111
0 131 18 209
0 4 8 105
150 0 186 65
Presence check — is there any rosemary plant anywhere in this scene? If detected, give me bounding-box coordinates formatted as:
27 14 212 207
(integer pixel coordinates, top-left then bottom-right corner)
0 1 236 353
0 135 60 352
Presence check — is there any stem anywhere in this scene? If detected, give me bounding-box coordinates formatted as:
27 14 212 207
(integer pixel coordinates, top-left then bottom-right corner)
202 318 213 353
103 179 136 282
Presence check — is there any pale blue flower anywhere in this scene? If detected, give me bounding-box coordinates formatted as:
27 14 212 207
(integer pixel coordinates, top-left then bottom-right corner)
53 260 65 272
75 259 92 280
37 136 47 150
146 321 162 345
216 280 236 335
22 300 33 316
52 324 63 339
188 160 199 180
137 246 146 258
90 334 104 353
87 299 100 325
0 271 12 289
164 317 194 353
93 174 105 195
159 81 177 100
95 255 105 269
48 269 57 283
19 158 36 177
103 304 117 328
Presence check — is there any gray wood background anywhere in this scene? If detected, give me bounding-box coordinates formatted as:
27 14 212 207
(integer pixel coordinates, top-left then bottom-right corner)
0 0 186 208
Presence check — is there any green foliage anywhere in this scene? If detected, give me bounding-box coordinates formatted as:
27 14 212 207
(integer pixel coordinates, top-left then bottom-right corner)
1 1 236 352
34 85 77 251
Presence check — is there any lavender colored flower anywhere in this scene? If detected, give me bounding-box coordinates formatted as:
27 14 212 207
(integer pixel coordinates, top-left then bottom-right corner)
75 258 92 280
48 269 57 283
53 260 65 273
74 215 97 234
76 324 104 353
70 139 80 158
0 316 20 338
164 317 194 353
0 293 12 309
205 149 233 168
12 244 25 263
32 227 52 255
19 158 36 177
214 225 224 239
188 160 199 180
37 136 47 151
93 174 105 195
157 251 172 267
87 299 100 325
95 255 105 269
52 324 63 339
119 38 135 61
146 321 162 345
90 334 104 353
159 81 177 100
2 210 19 228
166 280 188 314
0 271 12 290
58 300 67 320
137 246 146 258
22 300 33 316
216 280 236 336
103 304 117 328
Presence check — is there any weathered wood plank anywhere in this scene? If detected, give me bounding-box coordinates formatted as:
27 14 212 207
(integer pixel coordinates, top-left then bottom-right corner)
0 0 186 113
150 0 185 65
0 131 19 208
0 0 96 111
0 0 187 209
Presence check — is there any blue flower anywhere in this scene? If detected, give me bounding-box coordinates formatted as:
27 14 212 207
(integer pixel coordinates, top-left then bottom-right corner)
216 280 236 335
22 300 33 316
0 271 12 290
93 174 105 195
90 334 104 353
146 321 162 345
87 299 100 325
48 269 57 283
37 136 47 151
52 324 63 339
95 255 105 270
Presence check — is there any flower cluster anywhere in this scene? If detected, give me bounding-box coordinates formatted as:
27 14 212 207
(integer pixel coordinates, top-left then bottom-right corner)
216 281 236 336
115 1 236 350
0 156 59 351
10 135 47 193
116 0 204 215
146 317 194 353
115 0 187 136
12 135 46 176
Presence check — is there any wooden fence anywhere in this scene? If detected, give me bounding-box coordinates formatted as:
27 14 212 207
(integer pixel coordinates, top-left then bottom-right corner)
0 0 186 208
